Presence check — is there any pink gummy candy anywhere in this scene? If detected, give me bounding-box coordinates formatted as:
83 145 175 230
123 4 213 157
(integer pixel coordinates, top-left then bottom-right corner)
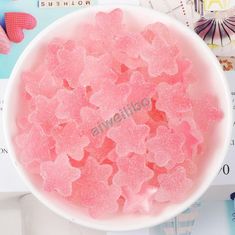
74 158 120 218
86 138 115 163
54 46 85 88
23 68 61 98
80 107 105 147
122 186 157 214
96 8 124 36
172 119 203 157
113 154 154 193
156 82 192 122
55 87 88 122
142 22 175 45
79 157 113 183
79 54 117 90
90 80 130 119
141 36 179 76
40 154 81 197
107 119 150 156
146 126 185 168
28 96 59 135
192 94 223 131
127 71 155 106
155 167 193 202
75 181 121 218
52 121 90 161
15 126 52 165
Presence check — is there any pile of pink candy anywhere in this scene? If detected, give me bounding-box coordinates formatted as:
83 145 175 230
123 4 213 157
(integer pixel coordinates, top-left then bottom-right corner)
15 9 223 219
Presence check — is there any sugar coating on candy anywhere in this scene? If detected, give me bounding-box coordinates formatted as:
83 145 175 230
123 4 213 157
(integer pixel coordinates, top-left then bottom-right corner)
79 158 112 183
54 47 85 88
142 22 175 45
15 8 224 219
147 126 185 167
73 158 120 218
113 154 154 193
80 107 105 147
107 120 150 156
79 54 117 90
122 186 157 214
90 80 130 119
172 119 203 157
75 181 121 218
28 96 59 135
192 94 223 131
127 71 155 106
156 82 192 122
23 69 61 98
86 138 115 162
96 8 124 36
55 87 88 122
40 154 81 197
52 121 90 161
155 167 193 202
141 35 179 77
15 126 52 165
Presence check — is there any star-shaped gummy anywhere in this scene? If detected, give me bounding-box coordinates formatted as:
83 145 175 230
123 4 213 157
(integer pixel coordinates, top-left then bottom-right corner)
74 181 121 218
29 96 59 135
15 126 52 166
155 166 193 202
73 157 120 218
40 154 81 197
192 94 223 131
55 87 88 122
80 107 105 147
156 82 192 122
22 63 61 97
142 22 175 45
107 119 150 156
113 154 154 193
141 36 179 76
79 157 113 183
127 71 155 106
172 119 203 157
122 186 157 214
54 47 85 88
146 126 185 167
86 138 115 162
52 121 90 161
158 57 195 85
23 69 61 98
79 54 117 90
90 80 130 119
95 8 124 37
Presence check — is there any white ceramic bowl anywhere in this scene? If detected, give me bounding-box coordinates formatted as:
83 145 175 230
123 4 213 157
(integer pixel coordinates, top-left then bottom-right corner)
3 5 232 232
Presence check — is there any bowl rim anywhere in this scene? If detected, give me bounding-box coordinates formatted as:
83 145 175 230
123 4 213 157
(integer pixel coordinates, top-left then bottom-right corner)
3 4 233 232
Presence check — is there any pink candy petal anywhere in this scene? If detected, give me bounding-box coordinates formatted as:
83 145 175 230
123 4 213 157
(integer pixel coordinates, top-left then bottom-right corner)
55 87 88 122
29 96 59 135
123 186 157 214
90 80 130 119
147 126 185 168
156 82 192 122
107 119 150 156
40 154 81 197
113 154 154 193
52 121 90 161
155 166 193 202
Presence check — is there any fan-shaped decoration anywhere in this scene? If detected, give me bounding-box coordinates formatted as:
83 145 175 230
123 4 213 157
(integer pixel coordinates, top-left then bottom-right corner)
195 10 235 46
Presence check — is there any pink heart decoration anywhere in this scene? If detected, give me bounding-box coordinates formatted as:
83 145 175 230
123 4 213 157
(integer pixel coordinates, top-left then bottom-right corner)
5 12 37 43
